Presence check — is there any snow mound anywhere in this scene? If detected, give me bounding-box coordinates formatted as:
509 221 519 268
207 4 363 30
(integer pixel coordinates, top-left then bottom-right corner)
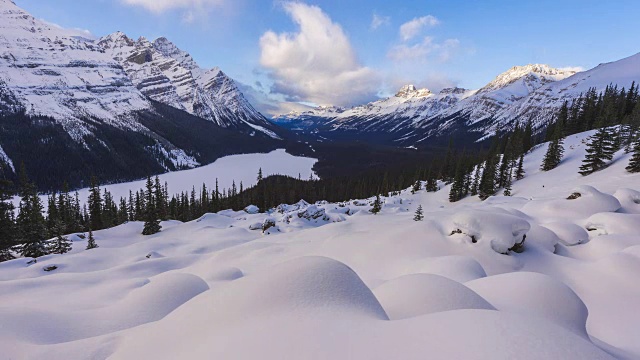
207 267 244 282
243 205 260 214
525 224 560 252
466 272 588 336
614 188 640 214
585 212 640 236
373 274 494 320
523 185 621 220
212 256 388 320
195 213 236 228
411 256 487 282
448 210 530 254
544 221 589 246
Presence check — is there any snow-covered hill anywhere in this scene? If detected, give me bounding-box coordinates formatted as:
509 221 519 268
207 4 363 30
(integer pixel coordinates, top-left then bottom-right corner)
274 54 640 146
98 32 277 137
2 129 639 359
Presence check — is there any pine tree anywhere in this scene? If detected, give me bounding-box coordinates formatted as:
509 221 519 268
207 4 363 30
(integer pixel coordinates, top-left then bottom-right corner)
370 194 382 215
626 139 640 173
16 165 48 259
579 127 616 175
515 153 525 180
470 164 481 196
142 176 162 235
88 176 103 231
541 104 567 171
503 171 513 196
0 179 16 262
413 205 424 221
478 155 497 201
49 220 72 254
257 168 263 182
86 228 98 250
411 180 421 194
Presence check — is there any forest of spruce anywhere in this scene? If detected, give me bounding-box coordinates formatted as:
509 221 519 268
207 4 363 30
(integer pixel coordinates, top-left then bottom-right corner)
0 82 639 262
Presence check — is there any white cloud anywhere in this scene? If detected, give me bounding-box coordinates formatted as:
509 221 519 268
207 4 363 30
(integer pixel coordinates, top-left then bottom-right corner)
259 2 380 107
388 36 459 63
558 66 585 73
119 0 224 13
370 14 390 30
399 15 439 41
40 19 95 39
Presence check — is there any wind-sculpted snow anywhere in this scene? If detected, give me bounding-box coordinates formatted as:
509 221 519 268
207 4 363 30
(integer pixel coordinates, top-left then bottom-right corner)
1 129 639 359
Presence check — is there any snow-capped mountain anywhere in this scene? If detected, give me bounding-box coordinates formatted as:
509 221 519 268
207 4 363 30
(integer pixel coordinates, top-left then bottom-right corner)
274 54 640 146
0 0 151 141
0 0 283 190
98 32 277 136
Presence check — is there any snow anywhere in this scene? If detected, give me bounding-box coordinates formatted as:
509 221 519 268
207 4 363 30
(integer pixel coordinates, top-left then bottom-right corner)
2 129 640 359
12 149 317 209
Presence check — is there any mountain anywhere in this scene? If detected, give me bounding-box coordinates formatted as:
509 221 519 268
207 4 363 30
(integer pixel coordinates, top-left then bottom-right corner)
0 0 151 140
98 32 278 138
274 55 640 146
0 0 282 191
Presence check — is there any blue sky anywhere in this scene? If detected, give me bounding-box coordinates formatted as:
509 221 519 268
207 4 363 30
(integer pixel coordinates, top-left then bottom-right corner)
15 0 640 114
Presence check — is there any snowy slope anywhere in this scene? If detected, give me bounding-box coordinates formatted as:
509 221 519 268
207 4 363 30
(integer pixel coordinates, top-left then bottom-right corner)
98 32 278 137
0 0 151 141
2 130 640 359
496 52 640 128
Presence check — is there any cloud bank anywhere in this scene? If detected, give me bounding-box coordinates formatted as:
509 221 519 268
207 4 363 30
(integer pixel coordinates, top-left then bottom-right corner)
259 2 379 107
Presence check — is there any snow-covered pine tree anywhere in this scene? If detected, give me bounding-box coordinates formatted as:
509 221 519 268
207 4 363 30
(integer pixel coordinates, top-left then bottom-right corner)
579 127 616 175
413 205 424 221
86 228 98 250
411 180 421 194
626 139 640 173
142 176 162 235
370 194 382 215
257 168 263 182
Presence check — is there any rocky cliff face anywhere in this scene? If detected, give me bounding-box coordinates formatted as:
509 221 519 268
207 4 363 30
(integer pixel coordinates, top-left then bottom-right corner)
98 32 278 137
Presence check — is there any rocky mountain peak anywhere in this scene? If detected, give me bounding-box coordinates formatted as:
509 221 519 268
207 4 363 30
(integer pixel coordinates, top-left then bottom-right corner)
395 84 432 99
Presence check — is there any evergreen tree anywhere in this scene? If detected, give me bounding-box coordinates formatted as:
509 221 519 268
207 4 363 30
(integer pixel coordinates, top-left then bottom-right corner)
49 220 72 254
142 176 162 235
579 127 617 175
478 156 497 201
413 205 424 221
541 107 566 171
626 139 640 173
86 228 98 250
411 180 421 194
0 179 16 262
503 171 513 196
370 194 382 215
470 164 481 196
88 176 103 230
257 168 263 182
16 165 48 259
515 153 525 180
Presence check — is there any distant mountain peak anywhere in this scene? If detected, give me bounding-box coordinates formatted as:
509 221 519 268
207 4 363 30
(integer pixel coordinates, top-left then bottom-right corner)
482 64 577 92
396 84 432 98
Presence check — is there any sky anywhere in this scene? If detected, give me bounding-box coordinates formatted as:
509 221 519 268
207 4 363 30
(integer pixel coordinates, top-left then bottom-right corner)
14 0 640 115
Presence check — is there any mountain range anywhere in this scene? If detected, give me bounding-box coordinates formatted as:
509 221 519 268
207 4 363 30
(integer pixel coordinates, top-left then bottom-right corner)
0 0 282 190
272 54 640 147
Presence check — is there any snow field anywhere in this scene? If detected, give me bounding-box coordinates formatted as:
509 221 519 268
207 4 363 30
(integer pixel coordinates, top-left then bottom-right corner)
1 129 639 359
